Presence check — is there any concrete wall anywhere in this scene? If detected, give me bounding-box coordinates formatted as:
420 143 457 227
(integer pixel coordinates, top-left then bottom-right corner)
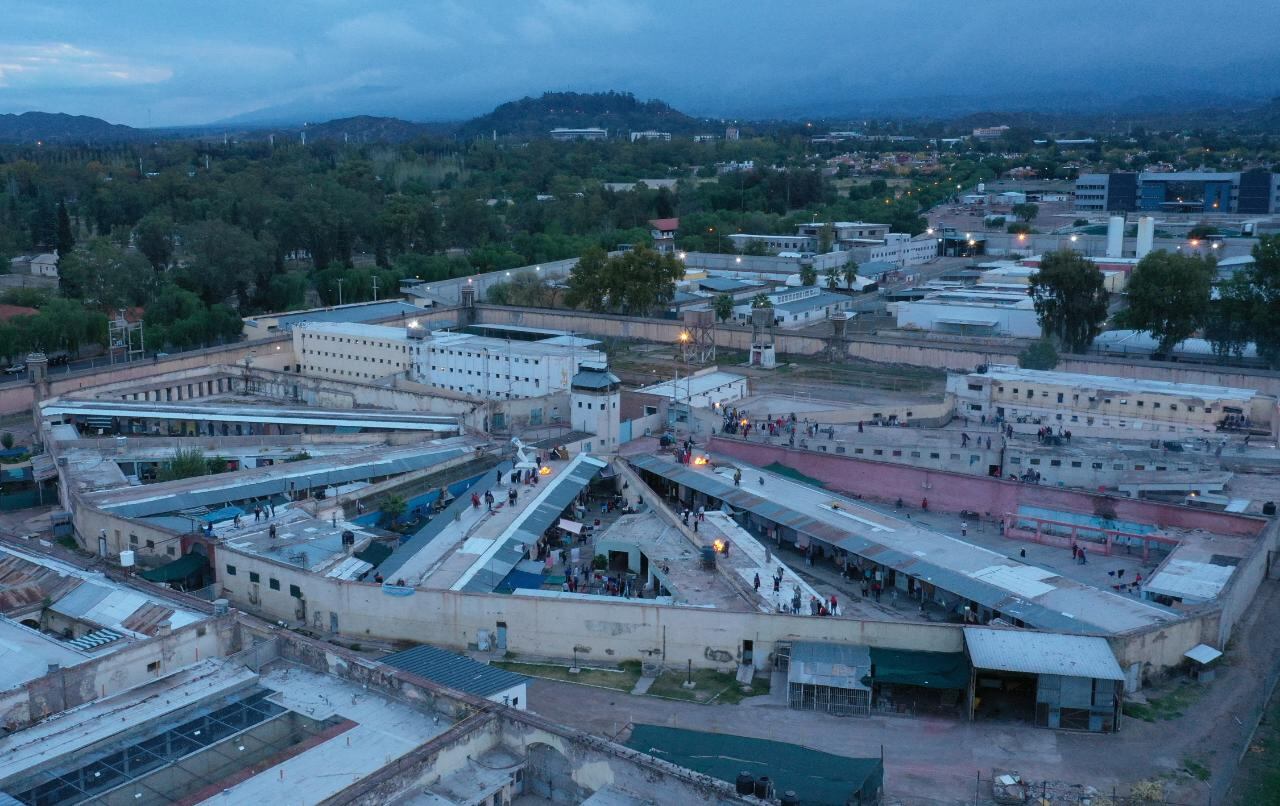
0 615 232 731
708 437 1268 538
213 548 965 672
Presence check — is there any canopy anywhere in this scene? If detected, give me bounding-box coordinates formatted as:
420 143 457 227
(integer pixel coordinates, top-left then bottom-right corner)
863 648 970 690
139 552 207 583
627 724 882 806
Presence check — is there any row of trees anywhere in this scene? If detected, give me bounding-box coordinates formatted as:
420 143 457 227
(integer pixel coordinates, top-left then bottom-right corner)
562 247 684 316
1026 236 1280 366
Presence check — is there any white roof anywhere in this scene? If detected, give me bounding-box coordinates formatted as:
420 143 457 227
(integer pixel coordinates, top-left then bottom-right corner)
1143 559 1234 602
979 364 1258 401
1184 644 1223 665
964 627 1125 680
639 371 747 399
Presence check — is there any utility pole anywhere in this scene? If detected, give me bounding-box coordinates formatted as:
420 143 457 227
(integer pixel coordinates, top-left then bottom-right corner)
371 276 379 301
336 278 345 307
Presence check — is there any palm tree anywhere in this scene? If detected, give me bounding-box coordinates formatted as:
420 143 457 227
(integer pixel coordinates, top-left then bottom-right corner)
842 260 860 290
824 267 841 289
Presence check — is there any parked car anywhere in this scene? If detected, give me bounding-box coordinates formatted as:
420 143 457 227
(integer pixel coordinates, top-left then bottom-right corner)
4 363 26 375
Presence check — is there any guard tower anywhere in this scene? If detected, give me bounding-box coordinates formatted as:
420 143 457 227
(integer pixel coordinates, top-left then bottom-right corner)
26 352 48 438
570 361 622 451
825 311 854 362
749 306 776 369
680 310 716 364
459 280 477 326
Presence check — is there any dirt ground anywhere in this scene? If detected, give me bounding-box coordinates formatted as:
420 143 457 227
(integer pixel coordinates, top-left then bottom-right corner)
524 579 1280 804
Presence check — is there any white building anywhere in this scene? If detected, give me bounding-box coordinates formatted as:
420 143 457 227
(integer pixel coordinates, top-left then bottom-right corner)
549 127 607 141
570 363 621 450
8 253 59 278
294 322 603 400
637 370 748 409
895 288 1040 338
733 286 856 329
847 233 938 268
629 130 671 142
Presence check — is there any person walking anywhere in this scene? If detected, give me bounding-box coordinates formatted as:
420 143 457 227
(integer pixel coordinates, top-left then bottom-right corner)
961 520 968 537
754 573 761 592
829 593 838 616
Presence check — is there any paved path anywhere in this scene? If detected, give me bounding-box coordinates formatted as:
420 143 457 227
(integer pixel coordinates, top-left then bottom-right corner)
526 579 1280 804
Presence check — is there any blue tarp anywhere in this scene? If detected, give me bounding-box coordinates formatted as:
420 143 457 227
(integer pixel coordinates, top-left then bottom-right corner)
200 506 244 523
496 569 548 594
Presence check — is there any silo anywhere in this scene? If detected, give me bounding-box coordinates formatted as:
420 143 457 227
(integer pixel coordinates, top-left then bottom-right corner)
1105 216 1124 258
1136 216 1156 259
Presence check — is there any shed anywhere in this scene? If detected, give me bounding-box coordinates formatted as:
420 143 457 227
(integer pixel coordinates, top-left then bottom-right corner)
1184 643 1223 682
381 644 529 709
787 641 871 716
964 627 1123 732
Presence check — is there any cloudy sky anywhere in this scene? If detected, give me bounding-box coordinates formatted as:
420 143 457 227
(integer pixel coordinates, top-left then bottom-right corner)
1 0 1277 126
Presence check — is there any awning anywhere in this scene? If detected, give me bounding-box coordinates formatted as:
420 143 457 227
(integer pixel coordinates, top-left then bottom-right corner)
1184 644 1223 666
864 648 970 690
558 519 583 535
139 552 208 583
964 627 1125 681
936 317 998 327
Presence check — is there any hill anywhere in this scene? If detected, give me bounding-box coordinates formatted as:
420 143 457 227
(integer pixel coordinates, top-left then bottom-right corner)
0 111 144 143
294 115 455 144
457 91 705 139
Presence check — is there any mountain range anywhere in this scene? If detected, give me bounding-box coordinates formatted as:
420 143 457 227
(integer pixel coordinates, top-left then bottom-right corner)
1 92 1278 145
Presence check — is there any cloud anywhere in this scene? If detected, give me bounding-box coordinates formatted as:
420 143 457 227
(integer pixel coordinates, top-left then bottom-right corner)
326 12 453 52
0 42 171 88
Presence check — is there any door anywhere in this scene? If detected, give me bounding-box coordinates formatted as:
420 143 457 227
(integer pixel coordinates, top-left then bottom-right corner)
741 639 754 665
495 621 508 651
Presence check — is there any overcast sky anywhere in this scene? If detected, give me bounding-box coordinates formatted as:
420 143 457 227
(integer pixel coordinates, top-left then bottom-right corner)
1 0 1278 127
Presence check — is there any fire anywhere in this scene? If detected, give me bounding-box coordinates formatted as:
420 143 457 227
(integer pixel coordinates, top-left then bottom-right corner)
692 455 709 466
538 465 552 476
713 539 726 553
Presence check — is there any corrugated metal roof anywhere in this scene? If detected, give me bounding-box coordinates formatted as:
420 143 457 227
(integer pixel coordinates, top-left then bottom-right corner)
628 455 1137 634
380 644 527 698
458 455 606 592
963 627 1124 680
788 641 871 691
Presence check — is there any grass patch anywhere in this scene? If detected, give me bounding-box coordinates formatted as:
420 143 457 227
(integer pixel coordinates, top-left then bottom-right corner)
1231 684 1280 805
1122 680 1206 722
492 660 641 692
646 669 770 704
1182 758 1210 782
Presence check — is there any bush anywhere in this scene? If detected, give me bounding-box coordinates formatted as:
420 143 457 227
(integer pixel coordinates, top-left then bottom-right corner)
1018 339 1059 370
0 432 13 450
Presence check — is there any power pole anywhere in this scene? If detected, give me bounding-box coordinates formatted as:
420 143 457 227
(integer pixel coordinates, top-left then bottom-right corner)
371 276 379 302
336 278 345 307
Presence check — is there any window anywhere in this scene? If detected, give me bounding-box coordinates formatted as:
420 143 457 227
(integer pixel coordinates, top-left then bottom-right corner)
1092 462 1103 469
250 571 260 583
147 661 160 673
269 578 280 591
930 452 940 459
1057 393 1064 403
950 453 960 460
892 450 902 457
129 534 138 545
166 546 176 556
1170 404 1178 411
910 451 921 458
226 564 237 576
1010 456 1022 465
1071 461 1082 468
968 383 983 391
1137 400 1144 407
145 540 155 550
1050 460 1061 467
289 584 303 599
873 449 883 456
1029 458 1041 465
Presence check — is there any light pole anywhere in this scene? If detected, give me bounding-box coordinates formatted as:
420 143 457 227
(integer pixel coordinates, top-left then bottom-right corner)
336 278 345 307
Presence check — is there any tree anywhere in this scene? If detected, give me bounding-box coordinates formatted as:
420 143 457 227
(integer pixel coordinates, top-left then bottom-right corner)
842 260 860 290
58 238 153 310
824 267 841 289
381 494 407 527
799 265 818 286
134 213 175 271
563 247 610 312
742 239 769 256
1119 251 1214 356
1028 250 1109 353
817 222 834 254
713 294 734 322
1204 275 1254 359
55 201 74 259
1011 203 1039 223
1236 235 1280 367
158 448 209 482
0 432 13 450
563 247 683 316
1018 339 1060 370
1007 222 1032 235
1187 224 1217 240
750 293 771 308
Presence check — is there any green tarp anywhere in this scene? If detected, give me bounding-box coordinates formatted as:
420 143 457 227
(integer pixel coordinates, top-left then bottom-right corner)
355 541 393 567
139 552 207 583
626 724 883 805
863 648 970 690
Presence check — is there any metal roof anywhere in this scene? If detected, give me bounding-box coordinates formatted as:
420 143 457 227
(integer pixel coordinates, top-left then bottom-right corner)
1184 644 1223 665
771 291 850 313
41 400 458 432
456 454 606 592
571 367 620 390
94 445 469 518
260 301 423 331
628 454 1168 634
963 627 1124 680
380 644 528 697
788 641 870 691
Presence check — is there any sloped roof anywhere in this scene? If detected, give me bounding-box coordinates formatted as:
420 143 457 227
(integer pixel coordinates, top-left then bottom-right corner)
964 627 1124 680
380 644 527 698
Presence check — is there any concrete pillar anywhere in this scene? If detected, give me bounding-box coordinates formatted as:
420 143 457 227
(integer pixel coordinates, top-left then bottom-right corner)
1136 216 1155 259
1105 215 1124 258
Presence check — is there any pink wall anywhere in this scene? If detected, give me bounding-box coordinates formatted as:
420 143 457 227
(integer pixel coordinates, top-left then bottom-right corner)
710 438 1267 537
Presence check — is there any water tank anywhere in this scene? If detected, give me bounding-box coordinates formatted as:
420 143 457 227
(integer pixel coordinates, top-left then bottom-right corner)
1136 216 1156 259
700 545 716 570
119 550 135 568
115 436 128 454
212 598 230 616
735 771 755 795
1263 501 1276 516
751 307 774 328
780 791 800 806
754 776 773 799
1105 215 1124 258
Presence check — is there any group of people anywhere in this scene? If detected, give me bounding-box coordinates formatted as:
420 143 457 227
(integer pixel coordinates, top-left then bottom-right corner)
959 432 993 449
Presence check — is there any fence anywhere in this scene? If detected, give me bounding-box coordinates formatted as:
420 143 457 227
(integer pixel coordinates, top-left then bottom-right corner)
884 771 1207 806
